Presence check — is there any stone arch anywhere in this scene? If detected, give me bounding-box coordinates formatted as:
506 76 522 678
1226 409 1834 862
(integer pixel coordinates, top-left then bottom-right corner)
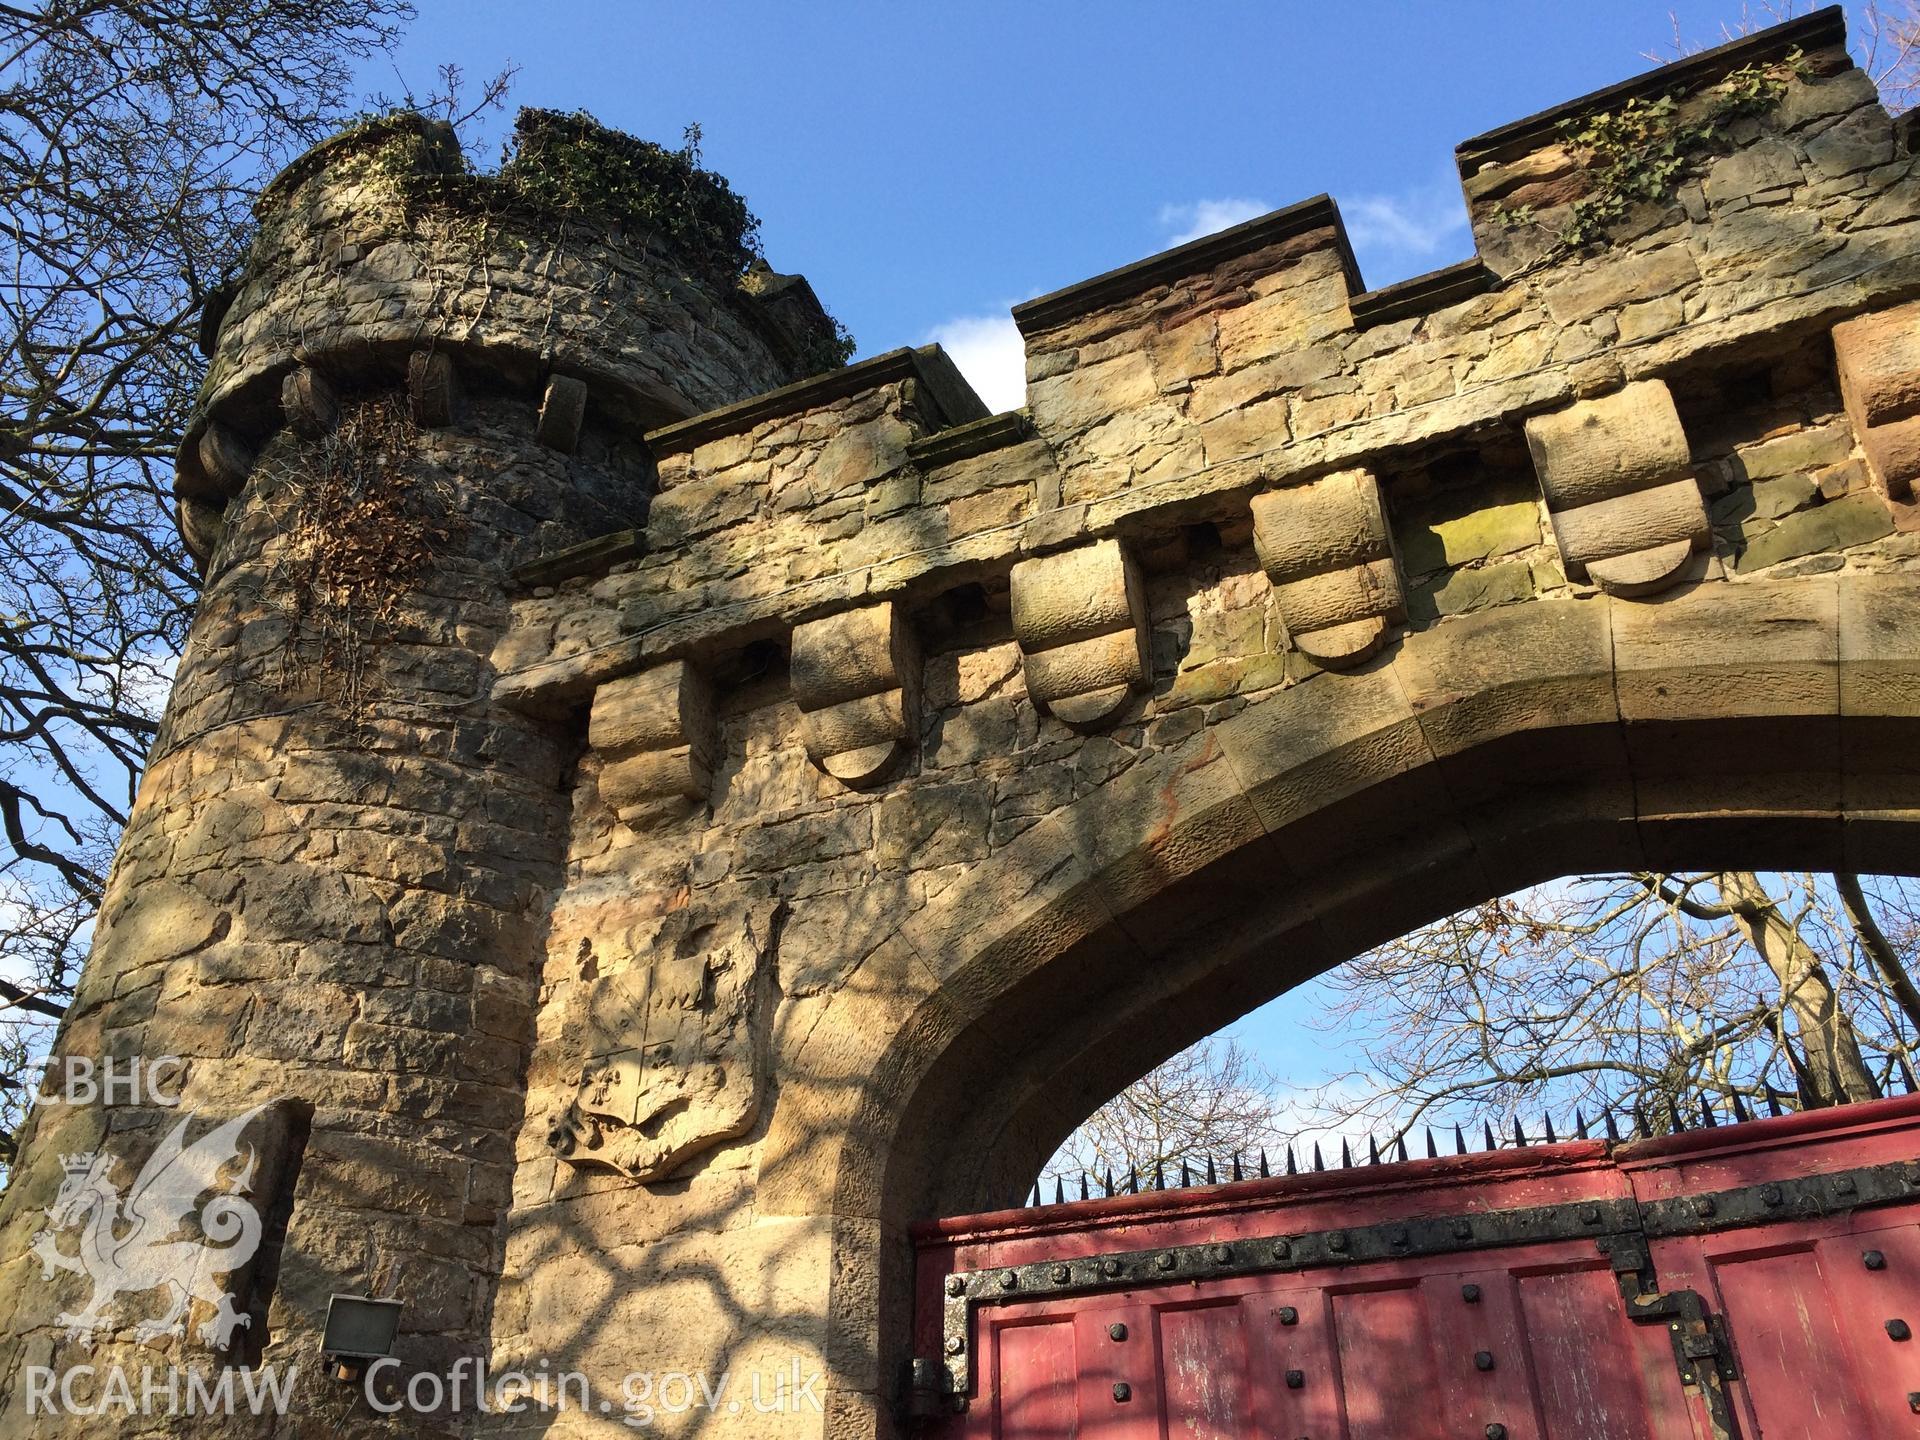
756 571 1920 1429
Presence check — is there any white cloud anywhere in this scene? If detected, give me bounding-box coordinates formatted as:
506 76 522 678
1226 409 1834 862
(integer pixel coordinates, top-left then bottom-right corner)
1341 180 1472 282
1157 197 1272 247
923 311 1027 415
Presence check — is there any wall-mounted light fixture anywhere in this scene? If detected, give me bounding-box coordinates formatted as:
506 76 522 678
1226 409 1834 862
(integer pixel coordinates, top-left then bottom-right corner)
321 1294 403 1382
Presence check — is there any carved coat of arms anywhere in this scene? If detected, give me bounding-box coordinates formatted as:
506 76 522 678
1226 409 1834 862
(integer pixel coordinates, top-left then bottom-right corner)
548 900 779 1181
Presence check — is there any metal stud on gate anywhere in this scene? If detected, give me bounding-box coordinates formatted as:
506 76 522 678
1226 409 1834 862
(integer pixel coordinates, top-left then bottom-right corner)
1605 1109 1622 1143
1542 1114 1557 1144
1730 1091 1751 1123
1427 1127 1439 1159
1455 1123 1469 1155
1483 1121 1499 1152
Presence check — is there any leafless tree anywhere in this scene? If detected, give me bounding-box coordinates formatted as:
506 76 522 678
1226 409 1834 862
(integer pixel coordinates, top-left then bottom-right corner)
1045 872 1920 1193
1652 1 1920 112
0 0 435 1157
1046 1037 1289 1192
1305 872 1920 1142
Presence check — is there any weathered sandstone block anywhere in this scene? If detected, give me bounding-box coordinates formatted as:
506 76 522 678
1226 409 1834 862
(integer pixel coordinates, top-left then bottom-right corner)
1524 379 1708 596
589 660 717 822
279 364 338 439
406 347 461 428
790 601 919 787
193 419 255 498
1010 538 1147 728
1525 380 1692 511
1251 468 1403 666
177 495 227 567
1834 300 1920 498
536 373 589 453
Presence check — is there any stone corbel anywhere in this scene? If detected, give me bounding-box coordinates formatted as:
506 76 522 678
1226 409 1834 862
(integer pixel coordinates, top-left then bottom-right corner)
281 365 340 439
588 660 716 826
538 374 589 453
1250 468 1403 668
407 348 461 428
1010 538 1148 729
789 601 918 788
1833 300 1920 500
195 420 256 498
1524 379 1708 597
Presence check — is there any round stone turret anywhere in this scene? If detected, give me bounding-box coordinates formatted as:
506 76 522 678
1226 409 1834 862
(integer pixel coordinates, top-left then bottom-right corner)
0 109 840 1436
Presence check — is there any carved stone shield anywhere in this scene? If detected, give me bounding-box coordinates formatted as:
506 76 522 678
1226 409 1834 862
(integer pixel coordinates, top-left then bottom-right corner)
549 900 778 1182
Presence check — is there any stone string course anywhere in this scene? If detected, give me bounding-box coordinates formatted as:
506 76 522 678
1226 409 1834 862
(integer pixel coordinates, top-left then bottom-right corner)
3 11 1920 1440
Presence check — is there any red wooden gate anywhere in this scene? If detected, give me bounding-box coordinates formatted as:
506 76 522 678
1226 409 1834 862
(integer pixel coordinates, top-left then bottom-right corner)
910 1095 1920 1438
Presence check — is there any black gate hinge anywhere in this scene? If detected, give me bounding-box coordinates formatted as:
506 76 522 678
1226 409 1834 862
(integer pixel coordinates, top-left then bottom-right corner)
1603 1232 1741 1439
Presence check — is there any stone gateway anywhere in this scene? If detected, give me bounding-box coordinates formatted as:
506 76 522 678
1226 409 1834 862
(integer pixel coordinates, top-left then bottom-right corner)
3 9 1920 1437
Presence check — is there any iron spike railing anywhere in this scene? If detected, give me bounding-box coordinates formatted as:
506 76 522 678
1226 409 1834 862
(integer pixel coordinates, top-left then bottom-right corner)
1021 1083 1894 1210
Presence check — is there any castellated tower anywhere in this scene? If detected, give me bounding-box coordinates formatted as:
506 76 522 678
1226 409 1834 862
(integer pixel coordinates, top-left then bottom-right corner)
0 111 843 1435
3 10 1920 1439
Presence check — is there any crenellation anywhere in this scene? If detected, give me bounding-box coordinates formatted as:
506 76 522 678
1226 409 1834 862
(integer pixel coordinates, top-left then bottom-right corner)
9 12 1920 1440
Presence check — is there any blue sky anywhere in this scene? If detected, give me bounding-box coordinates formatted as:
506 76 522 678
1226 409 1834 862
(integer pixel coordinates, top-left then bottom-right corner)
353 4 1876 1123
368 2 1852 411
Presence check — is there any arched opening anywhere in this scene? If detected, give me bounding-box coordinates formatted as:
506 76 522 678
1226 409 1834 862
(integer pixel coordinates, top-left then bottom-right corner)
1031 868 1920 1204
750 571 1920 1432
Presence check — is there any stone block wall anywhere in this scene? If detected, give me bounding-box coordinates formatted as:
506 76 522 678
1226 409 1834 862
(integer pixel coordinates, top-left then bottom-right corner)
0 112 841 1437
6 11 1920 1440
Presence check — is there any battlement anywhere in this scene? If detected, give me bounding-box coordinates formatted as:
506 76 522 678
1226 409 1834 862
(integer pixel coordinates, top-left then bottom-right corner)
486 5 1919 710
15 11 1920 1440
175 106 845 563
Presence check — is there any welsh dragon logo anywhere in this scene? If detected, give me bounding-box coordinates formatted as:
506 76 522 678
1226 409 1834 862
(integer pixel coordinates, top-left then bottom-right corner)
29 1104 268 1348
